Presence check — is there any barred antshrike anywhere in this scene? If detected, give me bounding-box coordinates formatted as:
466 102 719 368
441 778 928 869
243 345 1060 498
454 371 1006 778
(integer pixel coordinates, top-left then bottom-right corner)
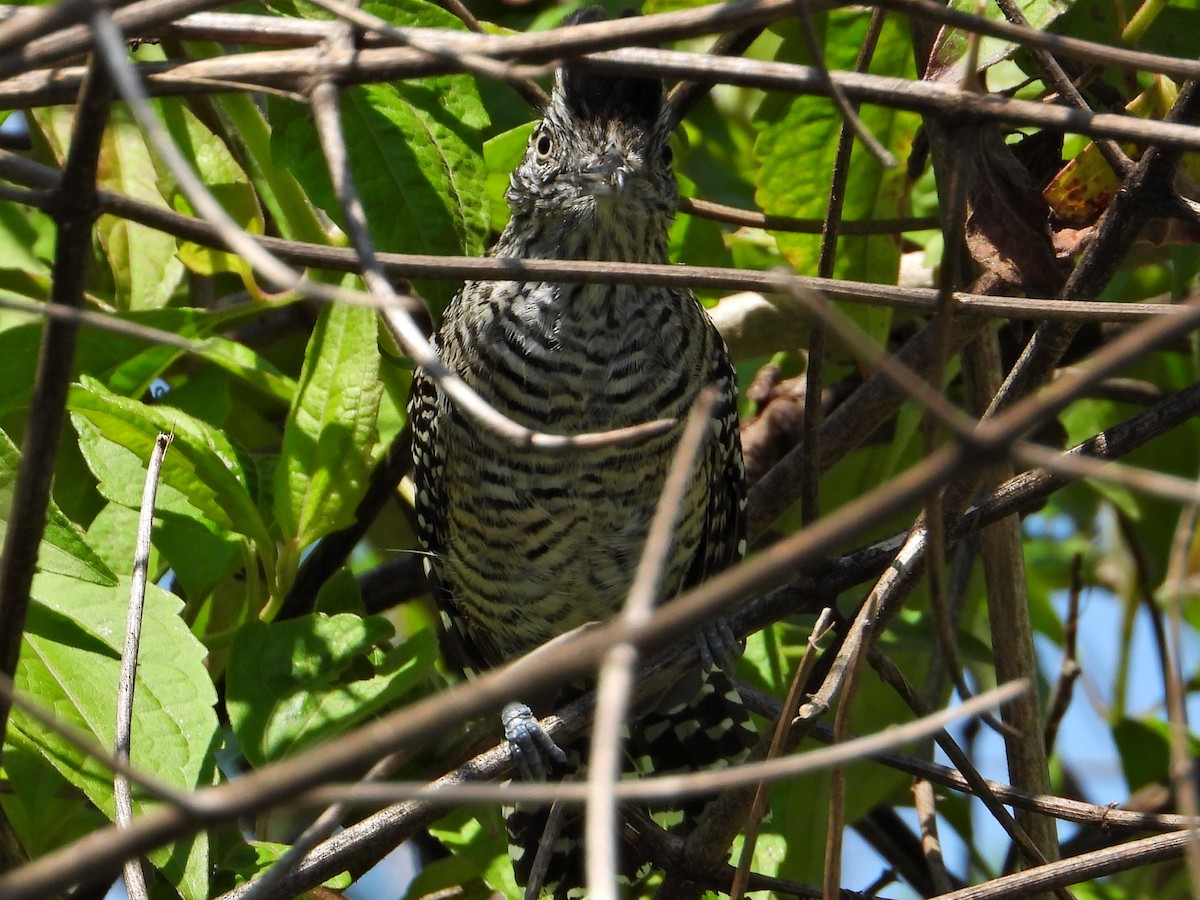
410 7 756 894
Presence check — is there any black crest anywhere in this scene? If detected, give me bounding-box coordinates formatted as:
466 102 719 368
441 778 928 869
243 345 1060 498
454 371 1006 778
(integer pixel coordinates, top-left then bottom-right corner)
558 6 663 129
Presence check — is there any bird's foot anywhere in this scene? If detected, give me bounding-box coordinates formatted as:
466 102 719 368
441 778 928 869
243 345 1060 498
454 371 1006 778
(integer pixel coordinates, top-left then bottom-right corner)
696 617 742 671
502 701 568 782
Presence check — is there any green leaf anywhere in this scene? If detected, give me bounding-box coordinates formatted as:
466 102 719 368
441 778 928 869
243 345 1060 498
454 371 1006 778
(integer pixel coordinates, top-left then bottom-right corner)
753 12 917 350
198 336 298 407
432 807 513 898
69 375 271 547
927 0 1074 82
0 306 260 420
314 566 364 616
0 732 109 858
483 122 533 234
1113 717 1173 791
95 107 187 309
267 0 489 311
12 573 219 900
227 615 436 767
274 300 383 550
0 196 53 278
153 94 265 285
0 427 117 586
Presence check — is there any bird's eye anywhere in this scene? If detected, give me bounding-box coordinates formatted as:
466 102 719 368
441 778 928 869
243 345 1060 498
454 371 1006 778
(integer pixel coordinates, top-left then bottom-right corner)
661 144 674 166
535 131 553 160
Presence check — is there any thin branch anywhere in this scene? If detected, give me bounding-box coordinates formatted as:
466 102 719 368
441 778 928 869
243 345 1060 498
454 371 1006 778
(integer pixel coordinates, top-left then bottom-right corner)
293 681 1029 807
84 1 1200 85
2 152 1184 324
114 433 172 900
868 652 1071 899
1043 556 1082 754
586 389 717 900
1164 500 1200 892
932 830 1194 900
730 609 836 900
914 778 955 894
681 197 939 234
8 44 1200 154
0 50 112 756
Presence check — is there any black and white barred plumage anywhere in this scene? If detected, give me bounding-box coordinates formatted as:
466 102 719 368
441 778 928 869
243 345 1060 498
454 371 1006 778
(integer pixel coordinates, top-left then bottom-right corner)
410 7 755 894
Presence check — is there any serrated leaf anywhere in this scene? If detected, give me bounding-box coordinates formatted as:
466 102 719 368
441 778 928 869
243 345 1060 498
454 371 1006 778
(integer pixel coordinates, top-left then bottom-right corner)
0 196 53 277
267 0 489 312
0 427 116 585
198 336 297 406
483 122 533 234
926 0 1073 82
153 96 265 286
1044 77 1186 225
274 300 383 550
12 573 218 900
68 375 271 547
754 12 916 350
0 733 109 858
0 306 258 420
96 108 187 309
226 614 436 767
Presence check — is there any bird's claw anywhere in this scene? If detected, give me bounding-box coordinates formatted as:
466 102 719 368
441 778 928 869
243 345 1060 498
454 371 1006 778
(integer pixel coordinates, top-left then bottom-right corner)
696 617 742 671
502 701 567 781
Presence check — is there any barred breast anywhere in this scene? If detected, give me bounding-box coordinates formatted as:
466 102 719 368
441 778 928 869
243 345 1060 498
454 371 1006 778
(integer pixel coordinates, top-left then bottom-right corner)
426 278 727 665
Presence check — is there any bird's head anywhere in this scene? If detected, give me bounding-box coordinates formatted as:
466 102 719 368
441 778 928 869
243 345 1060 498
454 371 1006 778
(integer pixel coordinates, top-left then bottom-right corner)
504 7 678 248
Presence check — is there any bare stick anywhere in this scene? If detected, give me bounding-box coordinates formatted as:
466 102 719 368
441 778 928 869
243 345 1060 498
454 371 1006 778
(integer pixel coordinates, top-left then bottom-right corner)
586 389 718 899
1165 501 1200 892
914 778 954 894
1043 556 1082 754
114 433 173 900
0 51 112 756
729 609 835 900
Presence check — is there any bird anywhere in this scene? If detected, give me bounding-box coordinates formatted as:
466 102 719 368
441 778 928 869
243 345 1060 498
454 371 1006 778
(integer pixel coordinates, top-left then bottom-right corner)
409 7 756 894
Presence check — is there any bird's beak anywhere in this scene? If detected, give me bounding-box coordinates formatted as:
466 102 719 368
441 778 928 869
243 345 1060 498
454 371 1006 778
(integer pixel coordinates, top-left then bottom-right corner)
584 150 633 195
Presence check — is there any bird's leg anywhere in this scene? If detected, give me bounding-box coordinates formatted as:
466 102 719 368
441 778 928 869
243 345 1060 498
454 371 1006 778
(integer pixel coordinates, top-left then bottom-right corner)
502 701 568 782
696 617 742 671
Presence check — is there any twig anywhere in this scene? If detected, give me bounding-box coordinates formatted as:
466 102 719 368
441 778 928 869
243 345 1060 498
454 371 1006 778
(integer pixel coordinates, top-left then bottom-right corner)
114 432 172 900
526 797 572 900
291 680 1029 807
913 778 955 894
1043 555 1082 754
932 830 1195 900
586 389 718 900
0 50 112 755
1 153 1186 324
794 0 895 168
868 652 1071 899
1164 500 1200 893
967 326 1061 880
10 45 1200 152
730 608 835 900
681 197 939 233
